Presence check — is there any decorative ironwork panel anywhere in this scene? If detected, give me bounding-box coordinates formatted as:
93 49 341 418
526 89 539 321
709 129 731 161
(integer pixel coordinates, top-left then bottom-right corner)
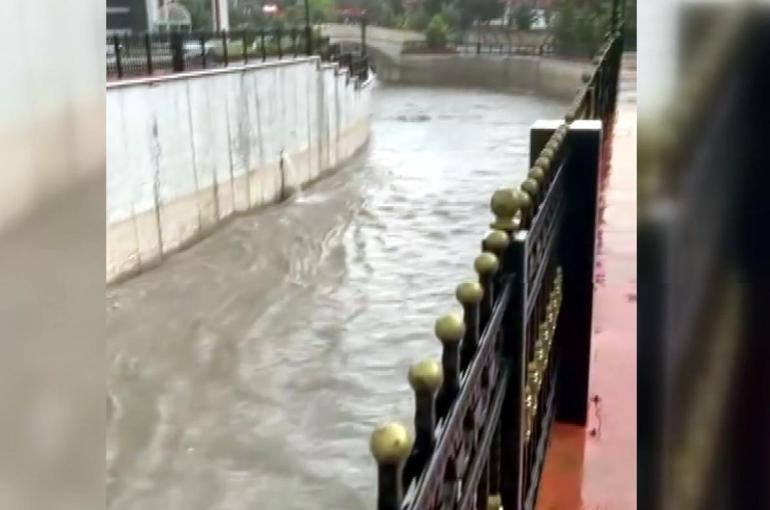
405 284 511 509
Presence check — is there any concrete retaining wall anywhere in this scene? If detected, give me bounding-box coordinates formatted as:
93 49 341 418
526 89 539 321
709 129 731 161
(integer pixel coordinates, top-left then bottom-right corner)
106 57 372 283
377 54 590 99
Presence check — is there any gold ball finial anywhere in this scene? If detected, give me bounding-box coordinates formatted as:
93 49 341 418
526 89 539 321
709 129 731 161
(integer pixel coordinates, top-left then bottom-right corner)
474 252 499 277
435 313 466 344
408 359 444 393
545 138 560 153
517 188 533 212
535 156 551 172
483 229 510 255
370 422 413 465
529 165 546 184
456 281 484 305
490 187 520 231
487 494 502 510
521 178 540 198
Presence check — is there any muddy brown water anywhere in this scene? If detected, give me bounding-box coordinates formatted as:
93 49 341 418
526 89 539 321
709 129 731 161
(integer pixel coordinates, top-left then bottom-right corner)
106 84 567 510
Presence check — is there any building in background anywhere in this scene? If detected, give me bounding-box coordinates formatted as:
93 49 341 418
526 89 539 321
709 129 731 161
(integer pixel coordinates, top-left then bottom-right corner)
107 0 151 35
154 0 193 31
106 0 229 34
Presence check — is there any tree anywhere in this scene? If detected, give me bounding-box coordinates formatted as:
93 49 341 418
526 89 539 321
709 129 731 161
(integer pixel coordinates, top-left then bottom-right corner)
440 3 461 32
458 0 504 29
425 13 449 48
551 0 612 56
228 0 266 29
405 8 430 31
178 0 212 30
512 3 536 30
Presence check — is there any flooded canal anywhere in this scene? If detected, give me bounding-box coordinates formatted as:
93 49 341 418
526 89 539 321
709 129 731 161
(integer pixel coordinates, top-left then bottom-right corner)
106 84 567 510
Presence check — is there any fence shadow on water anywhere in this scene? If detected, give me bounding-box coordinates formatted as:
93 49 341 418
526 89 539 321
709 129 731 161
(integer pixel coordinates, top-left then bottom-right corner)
368 11 625 510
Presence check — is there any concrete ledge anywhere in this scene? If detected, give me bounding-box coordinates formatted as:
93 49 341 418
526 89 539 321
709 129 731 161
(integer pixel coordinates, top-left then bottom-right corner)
106 118 370 284
377 54 591 100
107 57 372 284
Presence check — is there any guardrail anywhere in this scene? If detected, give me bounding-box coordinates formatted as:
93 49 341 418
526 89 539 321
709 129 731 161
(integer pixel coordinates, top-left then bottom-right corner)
401 35 554 57
106 29 341 81
333 51 371 82
368 16 624 510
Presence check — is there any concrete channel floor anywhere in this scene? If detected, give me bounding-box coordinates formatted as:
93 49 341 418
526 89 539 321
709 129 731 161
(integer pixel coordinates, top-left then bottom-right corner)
535 53 637 510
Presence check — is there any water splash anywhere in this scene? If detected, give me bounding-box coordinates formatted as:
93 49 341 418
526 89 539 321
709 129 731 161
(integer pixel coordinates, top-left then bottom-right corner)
280 150 302 200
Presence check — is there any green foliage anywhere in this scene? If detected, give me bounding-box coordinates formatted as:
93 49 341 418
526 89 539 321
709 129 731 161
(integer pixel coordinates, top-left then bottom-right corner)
512 3 536 30
551 0 612 56
366 1 397 27
439 3 462 32
178 0 212 30
405 8 430 31
307 0 334 22
284 4 306 25
458 0 504 28
425 14 449 48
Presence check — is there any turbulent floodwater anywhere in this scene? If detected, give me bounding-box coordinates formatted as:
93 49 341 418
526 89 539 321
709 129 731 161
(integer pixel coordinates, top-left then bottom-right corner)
106 84 567 510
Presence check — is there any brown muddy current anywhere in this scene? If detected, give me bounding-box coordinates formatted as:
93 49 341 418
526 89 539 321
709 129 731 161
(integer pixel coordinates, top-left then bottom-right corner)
106 84 567 510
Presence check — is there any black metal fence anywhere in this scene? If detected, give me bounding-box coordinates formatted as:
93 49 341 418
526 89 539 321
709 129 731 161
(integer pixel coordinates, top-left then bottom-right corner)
368 15 624 510
106 29 369 83
638 7 770 510
402 35 554 57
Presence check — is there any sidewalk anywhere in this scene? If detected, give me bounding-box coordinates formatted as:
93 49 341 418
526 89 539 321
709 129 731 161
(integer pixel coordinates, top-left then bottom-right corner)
536 53 637 510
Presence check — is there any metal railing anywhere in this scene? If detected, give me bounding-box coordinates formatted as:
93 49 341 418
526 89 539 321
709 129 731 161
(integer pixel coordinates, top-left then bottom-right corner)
401 35 554 57
106 29 357 81
637 6 766 510
368 15 624 510
332 50 370 82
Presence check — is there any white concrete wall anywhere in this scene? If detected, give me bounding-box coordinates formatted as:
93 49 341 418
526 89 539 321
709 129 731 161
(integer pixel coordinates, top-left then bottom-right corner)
106 57 372 283
377 54 591 100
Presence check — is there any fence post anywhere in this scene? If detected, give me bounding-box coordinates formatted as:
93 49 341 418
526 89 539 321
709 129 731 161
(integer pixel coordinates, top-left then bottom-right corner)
221 30 229 66
361 16 367 56
171 31 184 72
277 27 283 59
242 30 249 64
435 313 465 420
370 423 413 510
553 120 602 425
457 281 483 370
144 33 153 75
476 20 482 55
200 33 207 69
407 358 442 475
486 185 525 510
475 252 499 330
638 209 669 510
499 234 526 510
113 35 123 78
